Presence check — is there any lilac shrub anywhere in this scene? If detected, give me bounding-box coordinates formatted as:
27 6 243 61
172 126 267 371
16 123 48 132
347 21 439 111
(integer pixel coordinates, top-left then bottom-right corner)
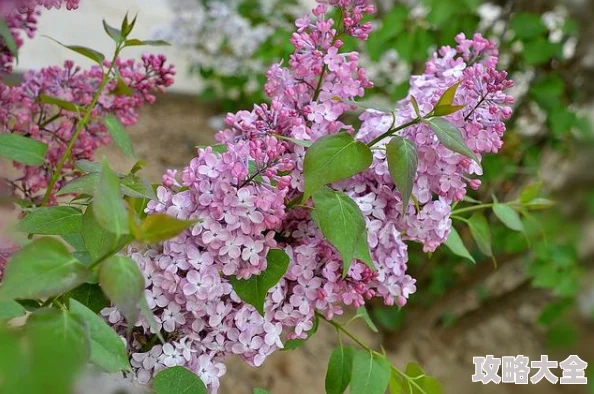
112 0 513 391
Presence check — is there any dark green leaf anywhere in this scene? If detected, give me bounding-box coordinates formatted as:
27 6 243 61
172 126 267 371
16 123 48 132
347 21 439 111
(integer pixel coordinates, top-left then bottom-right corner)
493 203 524 232
0 300 26 322
386 136 418 212
230 249 290 315
325 345 355 394
94 158 129 235
135 214 196 244
468 213 492 256
444 227 475 263
427 118 479 164
70 299 130 373
153 366 208 394
81 206 119 260
302 133 372 202
0 133 48 166
0 19 18 57
0 237 89 300
311 187 372 276
121 174 157 200
25 308 90 394
510 13 547 40
112 77 134 96
350 351 391 394
16 206 82 235
39 94 80 112
431 104 465 117
99 255 144 324
104 114 135 158
64 283 110 314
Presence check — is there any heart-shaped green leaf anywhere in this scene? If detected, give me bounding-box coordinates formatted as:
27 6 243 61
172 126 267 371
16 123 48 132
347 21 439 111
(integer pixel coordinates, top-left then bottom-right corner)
386 136 418 212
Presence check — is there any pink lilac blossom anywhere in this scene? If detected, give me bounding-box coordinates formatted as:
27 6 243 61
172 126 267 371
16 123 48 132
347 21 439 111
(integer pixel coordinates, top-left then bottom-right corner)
1 55 174 204
1 1 81 74
111 4 512 393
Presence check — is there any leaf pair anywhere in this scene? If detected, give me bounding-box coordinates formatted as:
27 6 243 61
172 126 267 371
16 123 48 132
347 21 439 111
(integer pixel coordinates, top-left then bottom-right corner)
325 346 391 394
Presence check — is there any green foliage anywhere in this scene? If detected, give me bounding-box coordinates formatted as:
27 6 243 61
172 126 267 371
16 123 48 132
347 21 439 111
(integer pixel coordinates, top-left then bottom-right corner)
311 187 373 276
302 132 372 202
325 345 355 394
230 249 290 315
467 212 492 257
0 300 26 322
427 118 479 164
132 213 197 244
98 255 145 324
444 227 475 263
0 238 89 300
350 350 391 394
0 18 18 57
70 299 130 373
93 159 130 236
103 114 136 158
153 366 208 394
492 203 525 233
386 136 418 211
0 133 48 166
16 206 83 235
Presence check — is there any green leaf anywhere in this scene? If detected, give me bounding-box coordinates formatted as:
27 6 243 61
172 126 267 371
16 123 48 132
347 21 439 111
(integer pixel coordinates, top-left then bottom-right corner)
431 104 465 117
76 160 103 173
0 133 48 166
64 283 110 314
45 37 105 64
39 94 80 112
522 38 561 66
410 96 421 117
134 214 196 244
427 118 479 164
94 158 129 235
325 345 355 394
99 255 144 325
16 206 82 235
510 13 547 40
102 20 122 43
112 77 134 96
121 174 157 200
104 114 135 158
0 237 89 300
70 299 130 373
524 198 555 211
230 249 290 315
302 132 372 202
468 213 492 257
434 82 460 108
350 351 391 394
355 307 378 332
311 187 372 276
81 206 119 260
139 296 165 343
493 203 524 232
153 366 208 394
125 38 171 47
389 370 403 394
0 300 26 322
402 362 444 394
0 18 18 57
57 173 100 196
253 389 271 394
444 227 475 263
25 308 90 394
386 136 418 212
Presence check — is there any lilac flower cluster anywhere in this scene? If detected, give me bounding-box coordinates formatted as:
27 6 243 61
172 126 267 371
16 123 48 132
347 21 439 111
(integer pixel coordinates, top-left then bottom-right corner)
1 0 80 74
111 2 513 392
1 56 175 203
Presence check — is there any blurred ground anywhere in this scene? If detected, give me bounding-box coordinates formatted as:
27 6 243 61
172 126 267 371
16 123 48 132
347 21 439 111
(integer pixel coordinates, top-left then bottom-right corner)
98 93 593 394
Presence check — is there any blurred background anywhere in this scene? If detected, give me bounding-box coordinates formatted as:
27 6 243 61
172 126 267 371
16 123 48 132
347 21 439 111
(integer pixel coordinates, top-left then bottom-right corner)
11 0 594 393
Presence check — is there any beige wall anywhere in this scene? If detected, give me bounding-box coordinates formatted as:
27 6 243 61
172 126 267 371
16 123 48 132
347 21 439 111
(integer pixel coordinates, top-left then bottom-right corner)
15 0 202 93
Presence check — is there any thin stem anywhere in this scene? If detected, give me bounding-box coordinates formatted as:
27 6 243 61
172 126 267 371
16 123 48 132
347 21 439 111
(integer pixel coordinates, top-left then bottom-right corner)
451 203 494 215
40 44 123 206
464 95 486 121
39 113 61 129
367 117 421 147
